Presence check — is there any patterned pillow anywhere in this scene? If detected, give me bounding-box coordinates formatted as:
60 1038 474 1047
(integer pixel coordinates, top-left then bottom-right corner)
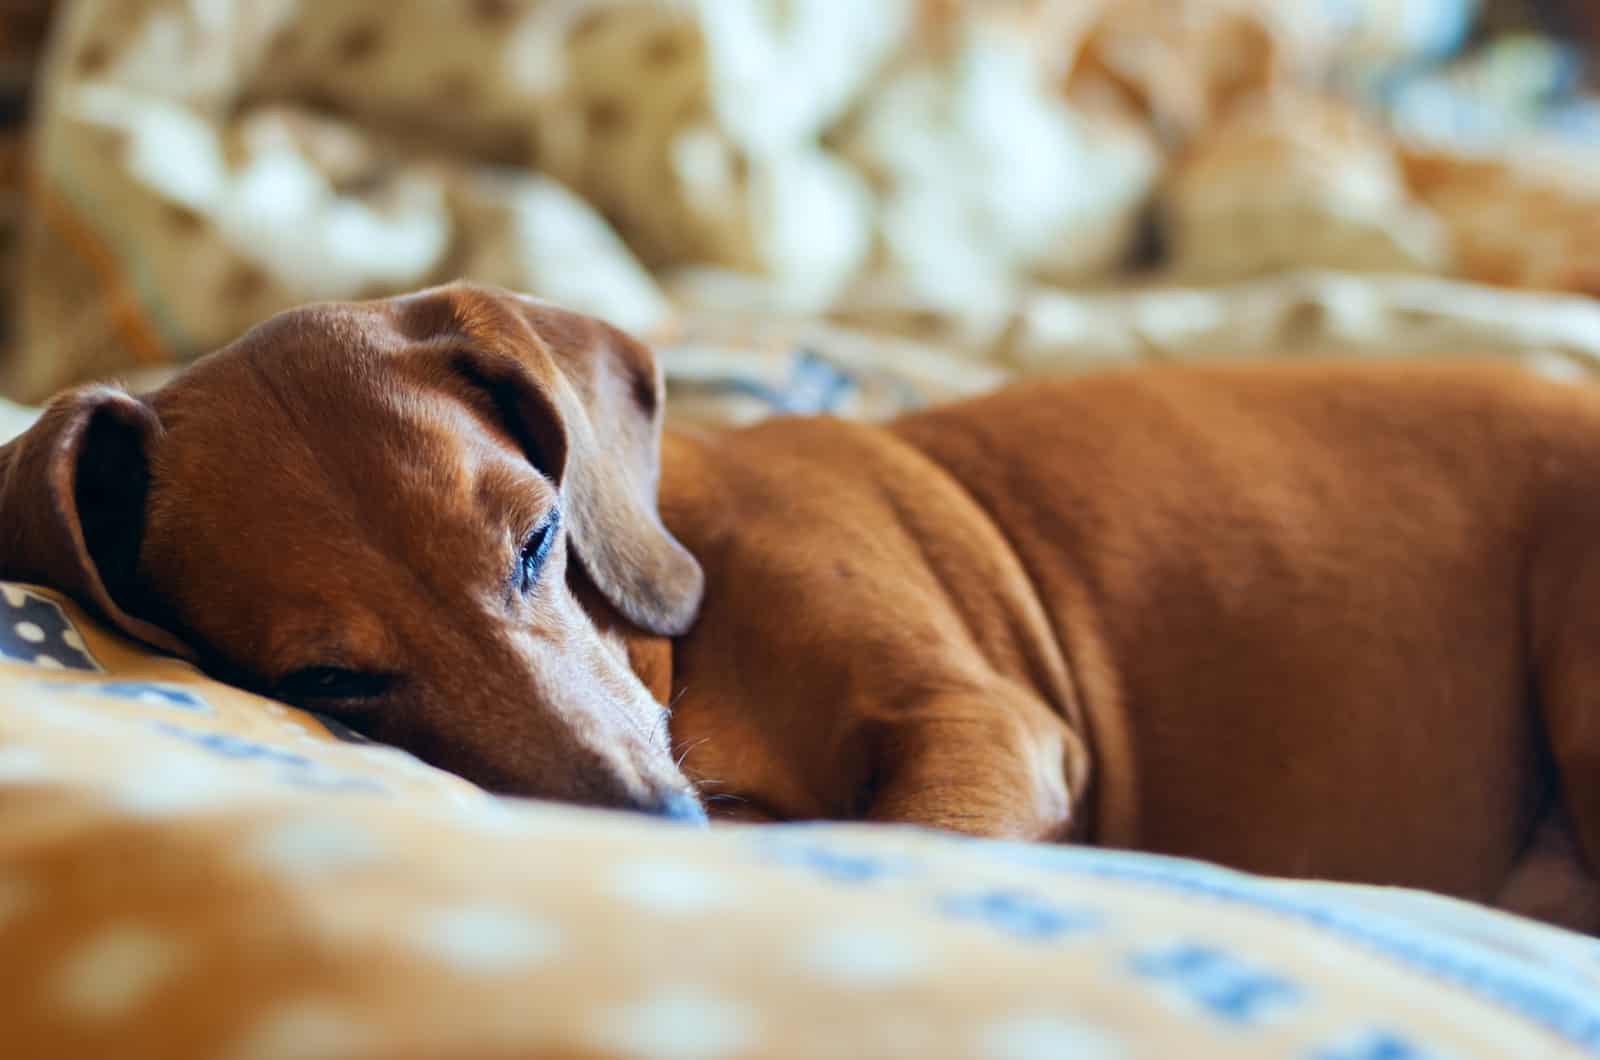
3 581 1600 1059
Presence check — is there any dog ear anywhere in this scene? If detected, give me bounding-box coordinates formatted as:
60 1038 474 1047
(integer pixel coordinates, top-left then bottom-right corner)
0 386 193 657
432 289 704 636
546 318 704 636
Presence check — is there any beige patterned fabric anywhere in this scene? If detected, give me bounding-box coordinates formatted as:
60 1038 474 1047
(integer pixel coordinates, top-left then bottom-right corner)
14 0 1600 411
4 580 1600 1059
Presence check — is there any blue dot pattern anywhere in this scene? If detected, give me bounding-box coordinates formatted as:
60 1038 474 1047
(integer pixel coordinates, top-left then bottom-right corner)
0 586 101 671
36 679 209 712
683 349 861 416
1312 1029 1446 1060
147 720 389 795
757 838 920 884
1129 943 1304 1025
936 888 1102 941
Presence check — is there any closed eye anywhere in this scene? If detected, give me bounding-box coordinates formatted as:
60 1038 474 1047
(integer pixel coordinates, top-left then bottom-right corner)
276 666 393 703
516 508 561 595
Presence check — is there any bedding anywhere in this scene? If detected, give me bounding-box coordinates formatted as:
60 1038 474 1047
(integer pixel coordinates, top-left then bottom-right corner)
8 0 1599 403
5 5 1600 1054
5 580 1600 1059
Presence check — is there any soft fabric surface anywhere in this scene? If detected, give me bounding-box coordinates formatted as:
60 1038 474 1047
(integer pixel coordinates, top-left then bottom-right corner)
8 0 1600 403
3 580 1600 1059
0 394 36 440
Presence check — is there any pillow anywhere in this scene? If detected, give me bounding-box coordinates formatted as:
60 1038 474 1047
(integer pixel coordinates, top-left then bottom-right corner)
3 581 1600 1059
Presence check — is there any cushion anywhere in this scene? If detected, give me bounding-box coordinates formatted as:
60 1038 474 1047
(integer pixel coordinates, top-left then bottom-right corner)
4 581 1600 1059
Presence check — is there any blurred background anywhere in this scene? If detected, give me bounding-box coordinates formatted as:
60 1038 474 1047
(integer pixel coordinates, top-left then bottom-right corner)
1 0 1598 426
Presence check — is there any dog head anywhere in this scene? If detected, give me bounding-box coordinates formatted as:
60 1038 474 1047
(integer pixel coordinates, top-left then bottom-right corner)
0 284 707 818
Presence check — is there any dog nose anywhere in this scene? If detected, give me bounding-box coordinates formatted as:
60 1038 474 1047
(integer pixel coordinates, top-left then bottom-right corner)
645 790 709 825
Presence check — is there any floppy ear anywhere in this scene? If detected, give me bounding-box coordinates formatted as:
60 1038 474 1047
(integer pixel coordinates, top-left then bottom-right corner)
0 386 193 658
432 287 704 635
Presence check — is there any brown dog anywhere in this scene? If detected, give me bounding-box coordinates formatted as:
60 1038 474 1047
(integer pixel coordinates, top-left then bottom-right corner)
4 283 1599 931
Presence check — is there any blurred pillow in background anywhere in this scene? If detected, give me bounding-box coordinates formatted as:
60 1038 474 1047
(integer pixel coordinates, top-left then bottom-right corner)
4 0 1599 406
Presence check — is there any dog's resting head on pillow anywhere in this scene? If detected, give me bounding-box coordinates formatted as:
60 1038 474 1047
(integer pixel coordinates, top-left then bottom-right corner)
0 283 708 818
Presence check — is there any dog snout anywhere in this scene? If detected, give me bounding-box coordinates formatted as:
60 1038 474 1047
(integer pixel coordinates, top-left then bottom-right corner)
642 789 709 826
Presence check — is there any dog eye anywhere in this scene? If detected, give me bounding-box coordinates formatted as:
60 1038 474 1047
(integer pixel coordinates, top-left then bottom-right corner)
517 509 561 595
277 667 390 701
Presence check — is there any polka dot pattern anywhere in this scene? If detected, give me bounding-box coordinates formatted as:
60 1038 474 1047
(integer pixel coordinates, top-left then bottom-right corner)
411 905 561 974
110 756 237 816
609 860 732 914
54 924 183 1018
593 991 760 1060
802 925 933 987
2 599 1599 1060
0 587 100 670
243 817 382 878
220 1002 375 1060
977 1016 1126 1060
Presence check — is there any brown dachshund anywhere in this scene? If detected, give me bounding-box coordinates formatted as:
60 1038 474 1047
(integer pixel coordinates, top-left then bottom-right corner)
3 283 1598 931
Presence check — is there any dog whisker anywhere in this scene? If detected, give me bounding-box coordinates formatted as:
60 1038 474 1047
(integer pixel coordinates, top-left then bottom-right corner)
674 735 712 770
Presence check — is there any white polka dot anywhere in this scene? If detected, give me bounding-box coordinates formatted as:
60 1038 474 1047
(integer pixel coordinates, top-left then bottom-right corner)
803 925 932 987
60 629 86 652
33 654 64 670
55 924 183 1017
593 991 758 1060
244 818 382 879
14 621 44 643
978 1015 1124 1060
221 1002 374 1060
610 861 732 914
412 904 560 973
1526 351 1588 385
2 585 27 608
112 758 235 816
13 697 101 733
451 798 593 838
0 746 48 782
453 801 533 835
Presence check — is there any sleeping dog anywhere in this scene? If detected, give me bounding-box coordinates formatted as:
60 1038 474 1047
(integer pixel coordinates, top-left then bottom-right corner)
3 283 1597 931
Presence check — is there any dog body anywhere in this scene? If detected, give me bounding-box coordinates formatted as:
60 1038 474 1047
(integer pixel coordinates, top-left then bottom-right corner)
4 285 1598 930
660 365 1600 930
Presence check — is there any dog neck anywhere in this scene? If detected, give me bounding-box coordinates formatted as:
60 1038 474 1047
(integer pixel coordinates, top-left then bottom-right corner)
621 627 674 705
